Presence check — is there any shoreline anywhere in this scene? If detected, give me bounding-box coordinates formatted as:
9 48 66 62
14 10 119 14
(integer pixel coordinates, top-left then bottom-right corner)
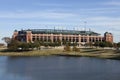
0 48 120 60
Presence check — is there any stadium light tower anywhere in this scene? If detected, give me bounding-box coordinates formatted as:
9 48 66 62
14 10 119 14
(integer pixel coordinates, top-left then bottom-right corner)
84 21 87 31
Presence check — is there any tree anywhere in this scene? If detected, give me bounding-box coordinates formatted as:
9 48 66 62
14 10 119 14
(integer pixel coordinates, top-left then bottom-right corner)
105 41 113 47
63 40 67 45
117 42 120 47
94 42 100 48
113 43 117 48
2 37 11 46
94 41 113 48
32 41 41 50
7 39 21 51
19 42 29 51
73 42 77 46
57 39 62 46
85 42 93 48
99 42 106 48
117 42 120 50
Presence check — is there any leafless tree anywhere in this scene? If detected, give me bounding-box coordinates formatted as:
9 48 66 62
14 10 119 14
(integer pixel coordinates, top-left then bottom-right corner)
2 37 11 45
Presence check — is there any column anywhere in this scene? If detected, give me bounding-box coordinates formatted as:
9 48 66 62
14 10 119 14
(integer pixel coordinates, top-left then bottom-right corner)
51 34 53 43
87 35 89 43
79 35 81 46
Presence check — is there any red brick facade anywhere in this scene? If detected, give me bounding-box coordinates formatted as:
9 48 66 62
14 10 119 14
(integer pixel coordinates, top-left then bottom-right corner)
12 29 113 46
104 32 113 43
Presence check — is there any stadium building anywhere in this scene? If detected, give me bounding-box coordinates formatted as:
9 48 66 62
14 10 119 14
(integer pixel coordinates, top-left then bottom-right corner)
12 29 113 46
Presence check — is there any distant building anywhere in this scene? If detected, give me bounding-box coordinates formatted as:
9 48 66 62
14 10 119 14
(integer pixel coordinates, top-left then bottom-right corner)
12 29 113 46
0 43 5 47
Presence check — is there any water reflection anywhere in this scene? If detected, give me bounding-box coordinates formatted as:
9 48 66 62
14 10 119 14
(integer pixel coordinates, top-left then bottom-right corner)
0 56 120 80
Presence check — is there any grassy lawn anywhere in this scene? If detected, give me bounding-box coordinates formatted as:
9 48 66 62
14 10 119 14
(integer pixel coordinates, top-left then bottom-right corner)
0 49 64 56
0 48 120 60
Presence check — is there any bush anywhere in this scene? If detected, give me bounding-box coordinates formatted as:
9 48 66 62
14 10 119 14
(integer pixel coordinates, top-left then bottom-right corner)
72 46 80 52
19 42 29 51
64 45 71 51
7 40 41 51
94 41 113 48
7 39 21 51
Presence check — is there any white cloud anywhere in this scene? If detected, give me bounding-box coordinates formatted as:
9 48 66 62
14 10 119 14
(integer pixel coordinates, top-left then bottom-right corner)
34 3 65 7
84 17 120 27
0 11 77 19
103 1 120 6
0 11 120 28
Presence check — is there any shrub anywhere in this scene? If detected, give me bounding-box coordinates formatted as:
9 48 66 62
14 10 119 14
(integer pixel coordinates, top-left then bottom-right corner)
64 45 71 51
72 46 80 52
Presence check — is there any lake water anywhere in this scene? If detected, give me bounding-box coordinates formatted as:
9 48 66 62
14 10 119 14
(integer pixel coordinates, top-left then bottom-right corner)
0 56 120 80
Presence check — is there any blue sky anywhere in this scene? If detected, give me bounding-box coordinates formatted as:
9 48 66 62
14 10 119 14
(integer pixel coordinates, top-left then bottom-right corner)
0 0 120 43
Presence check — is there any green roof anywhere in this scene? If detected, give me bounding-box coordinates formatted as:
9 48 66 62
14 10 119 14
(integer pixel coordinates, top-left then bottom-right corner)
26 29 100 36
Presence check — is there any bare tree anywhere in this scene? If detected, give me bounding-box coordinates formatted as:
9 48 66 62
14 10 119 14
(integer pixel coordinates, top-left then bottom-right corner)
2 37 11 45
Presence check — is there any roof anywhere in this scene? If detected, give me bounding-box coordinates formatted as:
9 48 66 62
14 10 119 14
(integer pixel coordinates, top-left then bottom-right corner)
26 29 101 36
